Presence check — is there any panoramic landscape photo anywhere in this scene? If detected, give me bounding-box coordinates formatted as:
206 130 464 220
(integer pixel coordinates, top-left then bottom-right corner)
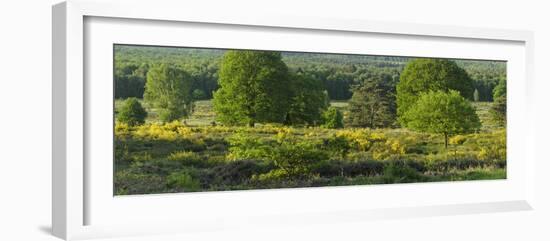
113 44 507 195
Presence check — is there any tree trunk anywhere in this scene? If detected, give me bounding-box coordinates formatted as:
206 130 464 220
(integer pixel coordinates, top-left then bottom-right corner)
444 132 448 149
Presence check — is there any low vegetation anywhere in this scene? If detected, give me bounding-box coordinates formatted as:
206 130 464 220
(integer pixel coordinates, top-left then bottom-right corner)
114 100 505 195
114 46 507 195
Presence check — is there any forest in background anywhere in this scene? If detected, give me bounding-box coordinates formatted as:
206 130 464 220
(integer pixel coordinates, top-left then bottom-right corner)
113 45 506 195
114 45 506 102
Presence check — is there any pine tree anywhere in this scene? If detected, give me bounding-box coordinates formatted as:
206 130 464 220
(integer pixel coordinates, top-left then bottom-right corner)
346 74 396 128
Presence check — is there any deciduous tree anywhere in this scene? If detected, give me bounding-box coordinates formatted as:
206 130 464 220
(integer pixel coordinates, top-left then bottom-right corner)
491 77 506 125
397 58 474 125
116 97 147 126
213 50 291 126
322 107 344 129
144 64 194 122
402 90 481 148
285 71 329 126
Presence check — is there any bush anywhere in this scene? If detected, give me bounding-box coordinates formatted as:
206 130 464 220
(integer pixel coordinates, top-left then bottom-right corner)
251 169 289 182
117 98 147 126
167 171 201 192
269 141 329 178
322 107 344 129
167 151 204 167
382 162 424 183
323 135 351 159
227 132 271 160
449 135 467 145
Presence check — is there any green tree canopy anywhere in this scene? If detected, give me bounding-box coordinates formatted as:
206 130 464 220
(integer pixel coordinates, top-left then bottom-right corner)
116 97 147 126
285 71 329 126
402 90 481 148
492 77 507 100
397 58 474 125
346 74 396 128
213 50 291 126
144 64 194 122
114 63 147 99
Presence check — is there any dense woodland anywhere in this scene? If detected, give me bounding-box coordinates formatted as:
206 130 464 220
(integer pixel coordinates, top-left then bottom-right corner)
114 45 507 195
114 45 506 101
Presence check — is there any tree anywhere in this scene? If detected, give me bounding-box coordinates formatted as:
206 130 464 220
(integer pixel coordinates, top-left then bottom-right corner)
117 98 147 126
114 63 147 99
492 77 506 100
285 71 329 126
144 64 194 122
213 50 291 126
491 77 506 125
402 90 481 148
346 74 396 128
322 107 344 129
397 58 474 126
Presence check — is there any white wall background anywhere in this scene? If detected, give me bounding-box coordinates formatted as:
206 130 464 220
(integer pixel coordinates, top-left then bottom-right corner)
0 0 548 240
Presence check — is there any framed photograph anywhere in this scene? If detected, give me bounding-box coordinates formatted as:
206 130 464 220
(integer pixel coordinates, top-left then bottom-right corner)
52 0 535 240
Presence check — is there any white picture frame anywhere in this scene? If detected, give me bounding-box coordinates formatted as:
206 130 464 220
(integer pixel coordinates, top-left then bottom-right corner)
52 0 535 240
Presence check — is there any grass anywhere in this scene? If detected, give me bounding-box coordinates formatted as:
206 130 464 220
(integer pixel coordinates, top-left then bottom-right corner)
472 101 502 131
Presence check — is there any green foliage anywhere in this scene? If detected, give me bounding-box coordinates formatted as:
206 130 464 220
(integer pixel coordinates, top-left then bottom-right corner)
493 77 507 100
251 169 289 182
285 71 329 125
113 46 507 195
167 171 201 191
397 58 475 125
114 121 506 194
269 141 329 178
490 78 506 126
322 107 344 129
227 131 271 161
347 74 396 128
192 89 207 100
114 63 147 99
402 90 481 148
213 50 291 126
490 96 506 126
115 45 505 103
167 151 204 167
457 60 506 101
324 135 351 159
116 98 147 126
144 64 194 122
382 162 424 183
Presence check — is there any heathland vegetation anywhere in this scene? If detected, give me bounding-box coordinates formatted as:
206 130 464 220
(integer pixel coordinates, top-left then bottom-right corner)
114 45 506 195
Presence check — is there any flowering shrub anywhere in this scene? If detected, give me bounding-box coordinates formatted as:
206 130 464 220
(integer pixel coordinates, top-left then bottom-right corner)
132 121 194 140
113 119 506 194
